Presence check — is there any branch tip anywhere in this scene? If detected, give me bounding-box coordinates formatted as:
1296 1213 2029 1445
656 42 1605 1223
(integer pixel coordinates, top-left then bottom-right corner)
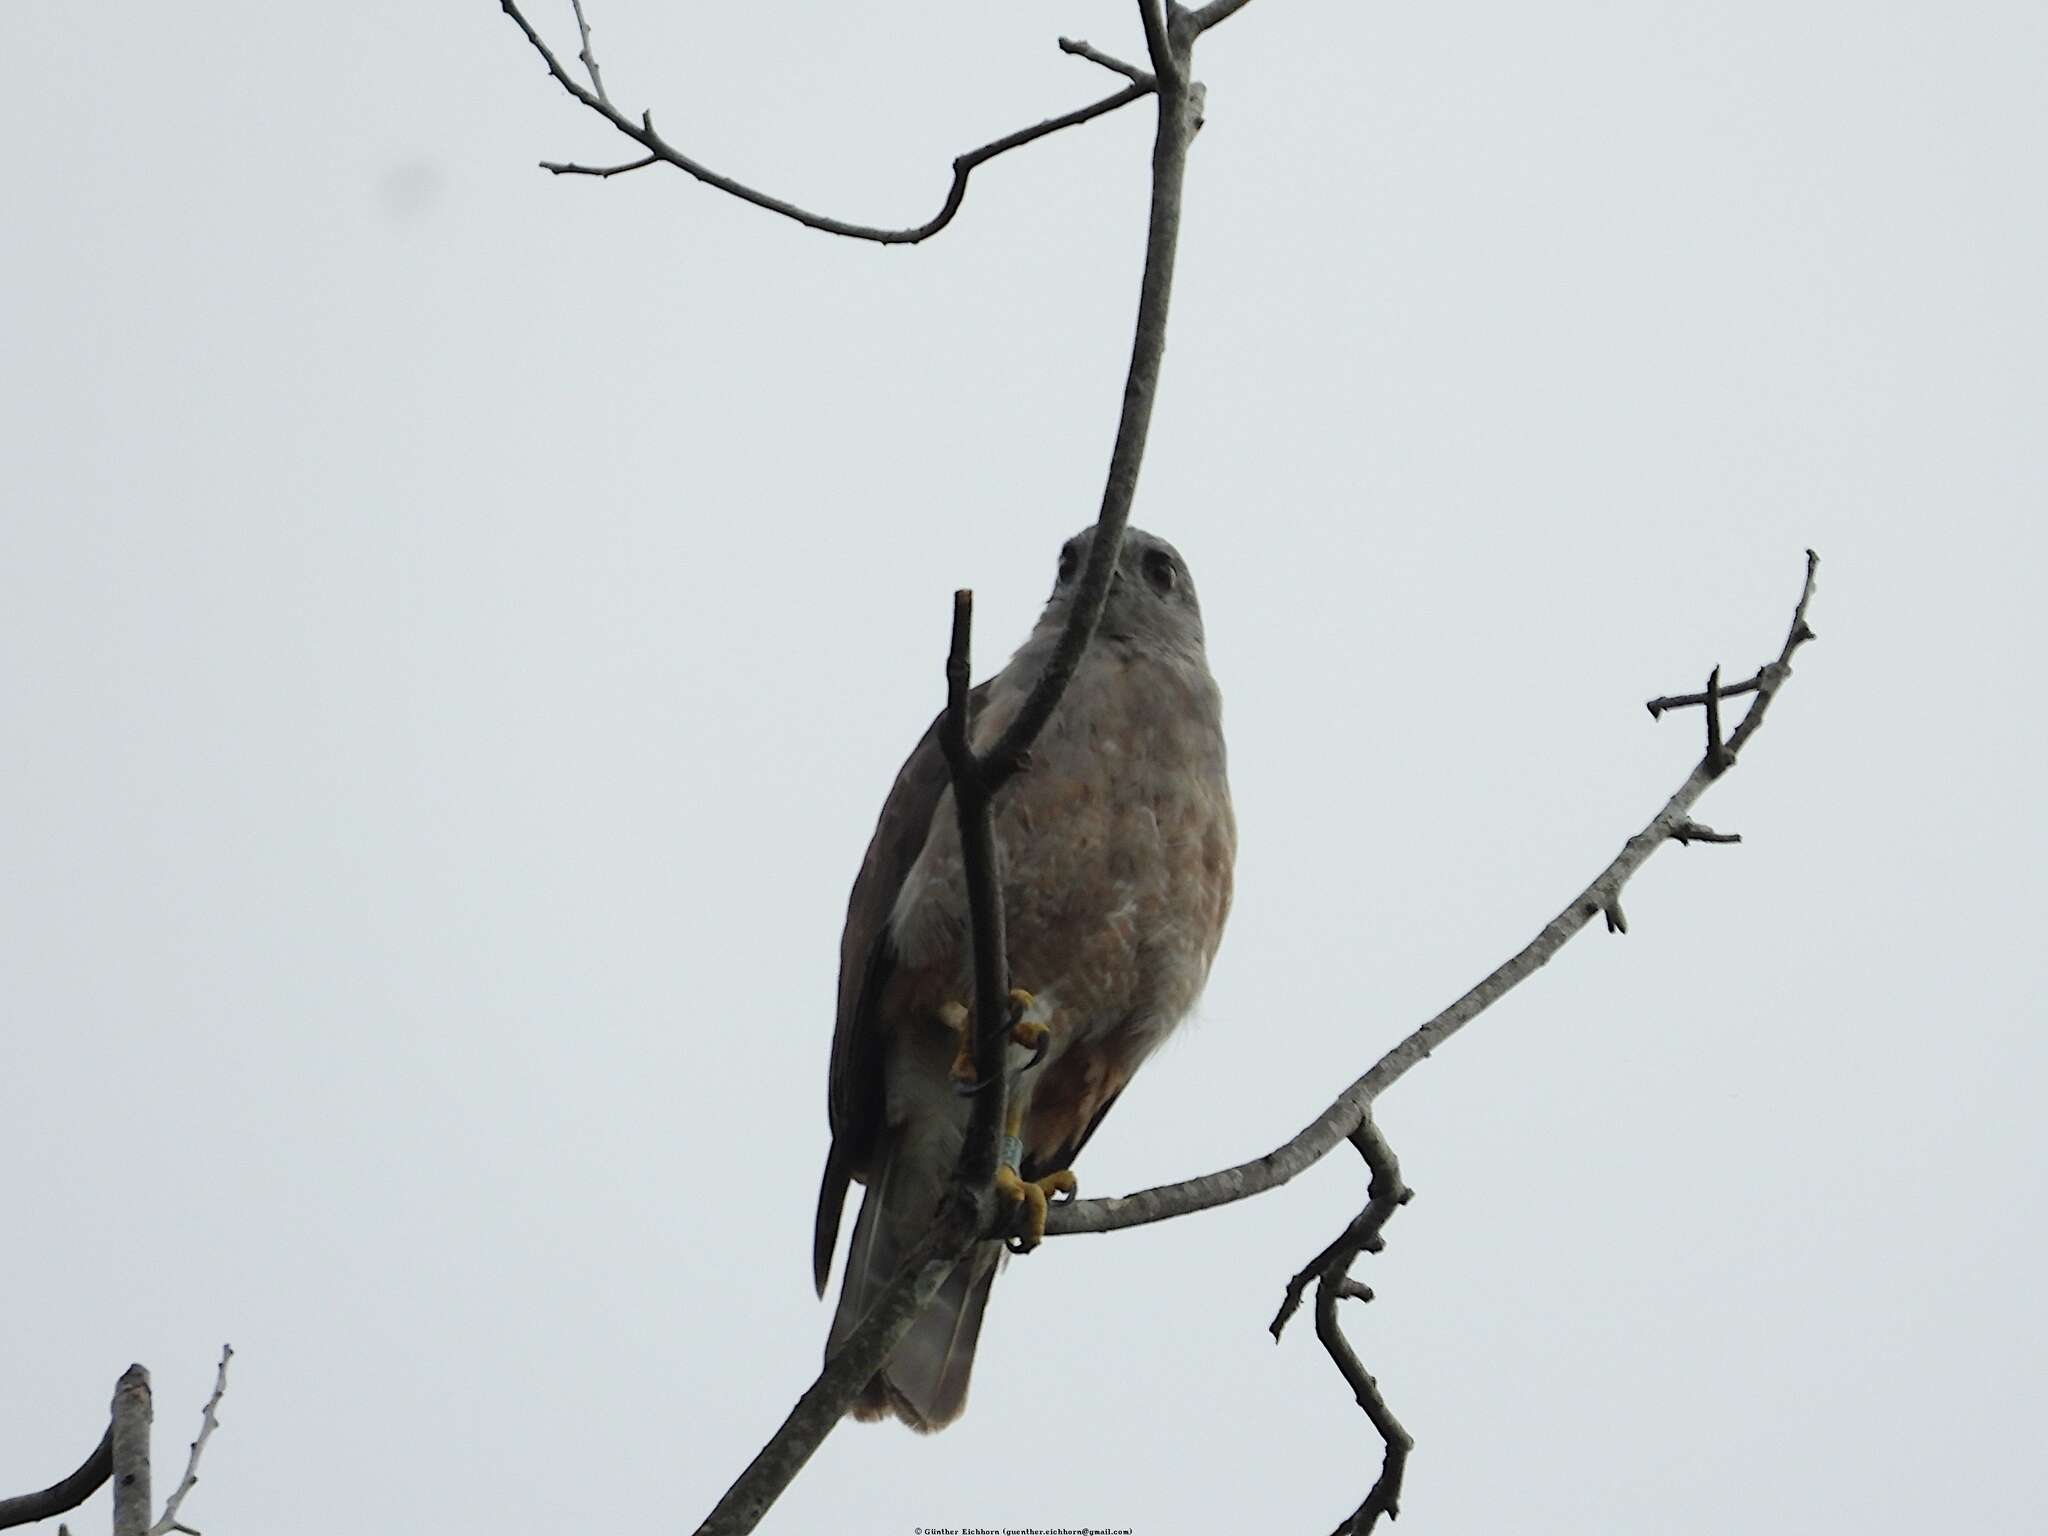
499 0 1154 244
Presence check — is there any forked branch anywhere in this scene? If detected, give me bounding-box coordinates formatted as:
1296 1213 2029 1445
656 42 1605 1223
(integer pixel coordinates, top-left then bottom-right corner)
1047 551 1820 1242
690 8 1208 1533
1273 1119 1415 1535
497 0 1157 243
494 4 1823 1531
0 1351 234 1536
1036 551 1818 1526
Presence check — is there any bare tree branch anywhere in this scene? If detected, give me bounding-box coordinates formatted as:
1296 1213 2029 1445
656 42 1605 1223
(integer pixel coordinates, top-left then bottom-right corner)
1058 36 1155 86
1272 1118 1415 1535
696 1202 980 1536
109 1367 151 1536
689 10 1213 1529
1646 671 1761 717
1187 0 1266 35
145 1346 232 1536
499 0 1156 242
1647 562 1817 721
1672 818 1741 845
0 1423 111 1532
978 42 1203 789
541 153 657 180
1046 550 1822 1241
1137 0 1178 82
565 0 610 107
501 4 1828 1529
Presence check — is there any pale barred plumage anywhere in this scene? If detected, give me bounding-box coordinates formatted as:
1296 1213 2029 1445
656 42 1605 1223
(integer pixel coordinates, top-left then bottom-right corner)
815 526 1234 1431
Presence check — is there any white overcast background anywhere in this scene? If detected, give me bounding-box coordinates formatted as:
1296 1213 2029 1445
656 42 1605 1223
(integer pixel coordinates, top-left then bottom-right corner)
4 2 2043 1532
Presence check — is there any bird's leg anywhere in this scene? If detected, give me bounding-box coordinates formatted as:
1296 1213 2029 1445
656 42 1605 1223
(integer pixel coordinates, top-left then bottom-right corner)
942 988 1048 1090
994 1094 1079 1255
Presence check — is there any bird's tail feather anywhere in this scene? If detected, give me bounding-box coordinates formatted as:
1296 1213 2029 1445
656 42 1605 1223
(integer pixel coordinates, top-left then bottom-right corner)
827 1134 999 1432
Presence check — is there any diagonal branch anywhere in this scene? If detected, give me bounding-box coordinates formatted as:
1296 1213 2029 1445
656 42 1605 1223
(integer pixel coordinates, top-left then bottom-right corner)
696 1202 979 1536
566 0 610 107
1058 36 1155 86
0 1423 112 1532
1186 0 1267 35
1046 550 1821 1241
500 0 1155 242
145 1345 232 1536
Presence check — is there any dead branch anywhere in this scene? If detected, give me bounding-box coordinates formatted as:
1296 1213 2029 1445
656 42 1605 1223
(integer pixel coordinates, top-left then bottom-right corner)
497 4 1823 1529
1 1350 234 1536
145 1345 233 1536
0 1425 111 1532
566 0 611 108
1029 551 1818 1524
1047 551 1820 1243
498 0 1157 242
109 1367 151 1536
1272 1118 1415 1535
688 8 1209 1531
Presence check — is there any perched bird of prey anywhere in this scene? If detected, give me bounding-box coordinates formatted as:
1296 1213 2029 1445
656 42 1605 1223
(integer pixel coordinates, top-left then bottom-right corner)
815 524 1235 1431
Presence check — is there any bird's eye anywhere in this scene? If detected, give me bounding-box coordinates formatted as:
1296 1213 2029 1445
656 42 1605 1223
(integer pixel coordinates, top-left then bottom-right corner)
1142 548 1178 595
1057 543 1080 585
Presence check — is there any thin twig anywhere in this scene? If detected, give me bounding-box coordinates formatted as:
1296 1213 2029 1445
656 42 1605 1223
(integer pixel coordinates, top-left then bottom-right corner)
1187 0 1267 34
499 1 1155 242
145 1346 232 1536
978 37 1200 788
566 0 610 107
0 1423 112 1532
1672 818 1741 845
1646 670 1762 718
542 154 658 179
1704 665 1732 773
1311 1117 1414 1536
1047 551 1822 1240
1058 36 1155 86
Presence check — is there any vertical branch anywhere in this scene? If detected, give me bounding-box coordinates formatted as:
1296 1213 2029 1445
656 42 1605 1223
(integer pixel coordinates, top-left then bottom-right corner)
981 19 1199 788
941 592 1018 1185
698 6 1215 1529
566 0 611 106
109 1367 151 1536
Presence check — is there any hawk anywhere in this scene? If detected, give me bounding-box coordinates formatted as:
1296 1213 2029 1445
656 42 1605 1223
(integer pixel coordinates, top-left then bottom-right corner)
814 524 1235 1431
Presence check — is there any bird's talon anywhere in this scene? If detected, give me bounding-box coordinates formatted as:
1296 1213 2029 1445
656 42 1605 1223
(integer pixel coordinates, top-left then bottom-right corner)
993 1164 1072 1250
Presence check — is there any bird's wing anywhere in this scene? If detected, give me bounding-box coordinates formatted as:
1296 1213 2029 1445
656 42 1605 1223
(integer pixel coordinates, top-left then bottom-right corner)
814 681 989 1294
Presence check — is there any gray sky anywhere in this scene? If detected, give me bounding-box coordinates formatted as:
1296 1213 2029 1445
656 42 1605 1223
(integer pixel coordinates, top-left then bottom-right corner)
5 2 2044 1532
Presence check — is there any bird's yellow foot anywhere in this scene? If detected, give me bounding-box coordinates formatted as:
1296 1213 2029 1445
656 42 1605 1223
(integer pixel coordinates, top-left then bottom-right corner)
1006 989 1049 1058
941 989 1045 1087
995 1164 1078 1253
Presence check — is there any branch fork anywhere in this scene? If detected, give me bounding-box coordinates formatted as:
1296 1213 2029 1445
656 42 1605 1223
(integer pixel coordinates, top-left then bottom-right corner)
493 7 1827 1532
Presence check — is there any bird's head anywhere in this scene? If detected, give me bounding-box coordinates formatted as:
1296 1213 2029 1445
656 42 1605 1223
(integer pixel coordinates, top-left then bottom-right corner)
1036 524 1206 656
